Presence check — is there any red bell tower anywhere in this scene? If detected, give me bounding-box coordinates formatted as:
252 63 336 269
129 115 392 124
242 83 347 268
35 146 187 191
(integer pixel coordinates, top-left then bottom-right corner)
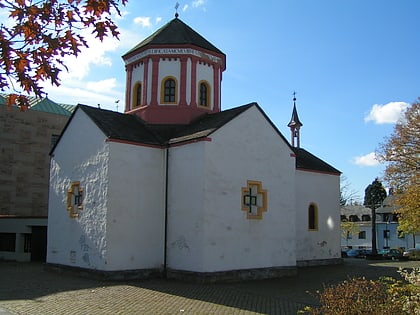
122 16 226 125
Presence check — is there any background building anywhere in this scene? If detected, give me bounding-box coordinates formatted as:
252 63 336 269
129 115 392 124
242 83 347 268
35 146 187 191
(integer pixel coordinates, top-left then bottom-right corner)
0 95 74 261
340 193 418 251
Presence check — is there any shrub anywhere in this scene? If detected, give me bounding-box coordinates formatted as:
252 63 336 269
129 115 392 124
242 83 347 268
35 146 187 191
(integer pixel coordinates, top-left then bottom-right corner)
299 268 420 315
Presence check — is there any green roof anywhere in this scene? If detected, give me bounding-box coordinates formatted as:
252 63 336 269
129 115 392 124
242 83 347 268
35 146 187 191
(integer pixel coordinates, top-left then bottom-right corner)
30 97 74 116
0 93 75 116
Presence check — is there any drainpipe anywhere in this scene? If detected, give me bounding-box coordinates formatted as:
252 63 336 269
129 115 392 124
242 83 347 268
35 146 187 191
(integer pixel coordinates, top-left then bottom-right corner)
163 146 169 277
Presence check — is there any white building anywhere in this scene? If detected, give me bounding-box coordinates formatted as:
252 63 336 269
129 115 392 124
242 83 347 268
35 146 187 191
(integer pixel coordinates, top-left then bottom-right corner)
340 194 418 251
47 16 341 281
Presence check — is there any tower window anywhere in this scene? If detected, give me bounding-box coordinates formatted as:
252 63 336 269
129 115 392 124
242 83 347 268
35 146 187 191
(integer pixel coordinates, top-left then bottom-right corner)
199 81 210 107
134 83 142 108
308 204 318 231
162 78 176 103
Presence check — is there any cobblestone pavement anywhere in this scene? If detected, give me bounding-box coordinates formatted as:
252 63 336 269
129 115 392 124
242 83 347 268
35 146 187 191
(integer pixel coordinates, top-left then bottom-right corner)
0 259 419 315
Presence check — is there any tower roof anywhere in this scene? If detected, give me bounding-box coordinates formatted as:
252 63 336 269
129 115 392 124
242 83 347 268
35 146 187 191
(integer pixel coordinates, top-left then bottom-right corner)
123 17 224 57
287 99 303 128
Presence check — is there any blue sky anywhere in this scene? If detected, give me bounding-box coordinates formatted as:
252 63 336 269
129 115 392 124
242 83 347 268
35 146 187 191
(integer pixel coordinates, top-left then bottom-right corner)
3 1 420 201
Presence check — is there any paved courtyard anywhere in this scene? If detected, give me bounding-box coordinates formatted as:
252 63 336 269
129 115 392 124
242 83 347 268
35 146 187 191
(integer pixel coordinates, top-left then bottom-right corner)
0 259 419 314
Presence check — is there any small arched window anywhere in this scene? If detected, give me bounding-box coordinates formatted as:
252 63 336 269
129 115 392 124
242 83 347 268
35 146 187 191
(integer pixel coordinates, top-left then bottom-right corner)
199 81 210 107
133 83 142 108
162 78 176 103
308 204 318 231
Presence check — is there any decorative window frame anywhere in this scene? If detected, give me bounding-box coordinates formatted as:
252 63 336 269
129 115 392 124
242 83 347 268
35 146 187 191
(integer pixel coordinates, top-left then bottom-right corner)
160 76 178 104
241 180 268 220
133 81 142 108
198 80 211 109
66 181 84 218
308 203 318 231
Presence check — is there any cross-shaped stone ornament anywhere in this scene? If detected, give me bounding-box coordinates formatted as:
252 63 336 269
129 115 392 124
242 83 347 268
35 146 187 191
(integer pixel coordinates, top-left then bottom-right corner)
241 180 267 219
66 181 84 218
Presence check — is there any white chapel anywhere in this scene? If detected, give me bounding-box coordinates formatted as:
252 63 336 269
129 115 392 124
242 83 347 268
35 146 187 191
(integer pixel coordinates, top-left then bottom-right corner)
47 16 342 281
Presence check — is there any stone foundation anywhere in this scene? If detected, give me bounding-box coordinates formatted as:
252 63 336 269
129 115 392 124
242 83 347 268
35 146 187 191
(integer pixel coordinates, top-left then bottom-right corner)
166 266 297 283
46 264 298 283
296 258 343 267
46 263 164 281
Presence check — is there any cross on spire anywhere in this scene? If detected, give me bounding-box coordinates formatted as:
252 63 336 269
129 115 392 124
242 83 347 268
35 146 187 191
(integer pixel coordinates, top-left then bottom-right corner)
175 2 180 18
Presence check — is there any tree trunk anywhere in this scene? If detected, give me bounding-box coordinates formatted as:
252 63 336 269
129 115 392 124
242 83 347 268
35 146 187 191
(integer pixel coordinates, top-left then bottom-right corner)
371 207 377 254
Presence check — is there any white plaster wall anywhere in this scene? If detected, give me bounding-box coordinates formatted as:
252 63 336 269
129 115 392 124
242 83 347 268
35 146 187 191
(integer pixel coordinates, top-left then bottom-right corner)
166 142 206 271
196 62 214 109
131 64 145 101
167 105 297 273
47 109 110 270
158 59 181 105
105 142 165 271
295 170 341 262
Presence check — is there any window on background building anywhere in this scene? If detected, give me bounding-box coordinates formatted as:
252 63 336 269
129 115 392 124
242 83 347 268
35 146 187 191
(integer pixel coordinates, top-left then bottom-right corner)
199 81 210 107
134 83 142 107
0 233 16 252
308 204 318 230
361 214 371 221
24 234 31 253
383 230 390 239
358 231 366 239
349 215 360 222
163 78 176 103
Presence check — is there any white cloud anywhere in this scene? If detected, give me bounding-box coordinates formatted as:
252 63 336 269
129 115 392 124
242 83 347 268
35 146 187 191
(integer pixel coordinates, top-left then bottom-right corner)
86 78 117 93
364 101 409 124
183 4 189 12
133 16 152 27
352 152 380 167
192 0 206 8
57 30 120 81
115 10 130 20
44 81 124 111
155 17 162 24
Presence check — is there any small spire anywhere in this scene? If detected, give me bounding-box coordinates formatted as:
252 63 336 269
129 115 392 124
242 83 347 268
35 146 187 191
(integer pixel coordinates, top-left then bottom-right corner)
288 92 303 128
175 2 180 18
288 91 303 148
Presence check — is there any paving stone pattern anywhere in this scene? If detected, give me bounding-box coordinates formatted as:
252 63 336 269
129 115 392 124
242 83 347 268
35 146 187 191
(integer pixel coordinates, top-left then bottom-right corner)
0 259 419 314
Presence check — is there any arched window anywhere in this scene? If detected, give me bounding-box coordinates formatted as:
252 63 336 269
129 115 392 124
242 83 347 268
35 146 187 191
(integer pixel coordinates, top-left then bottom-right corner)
162 77 176 103
308 204 318 230
199 81 210 107
133 83 142 108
